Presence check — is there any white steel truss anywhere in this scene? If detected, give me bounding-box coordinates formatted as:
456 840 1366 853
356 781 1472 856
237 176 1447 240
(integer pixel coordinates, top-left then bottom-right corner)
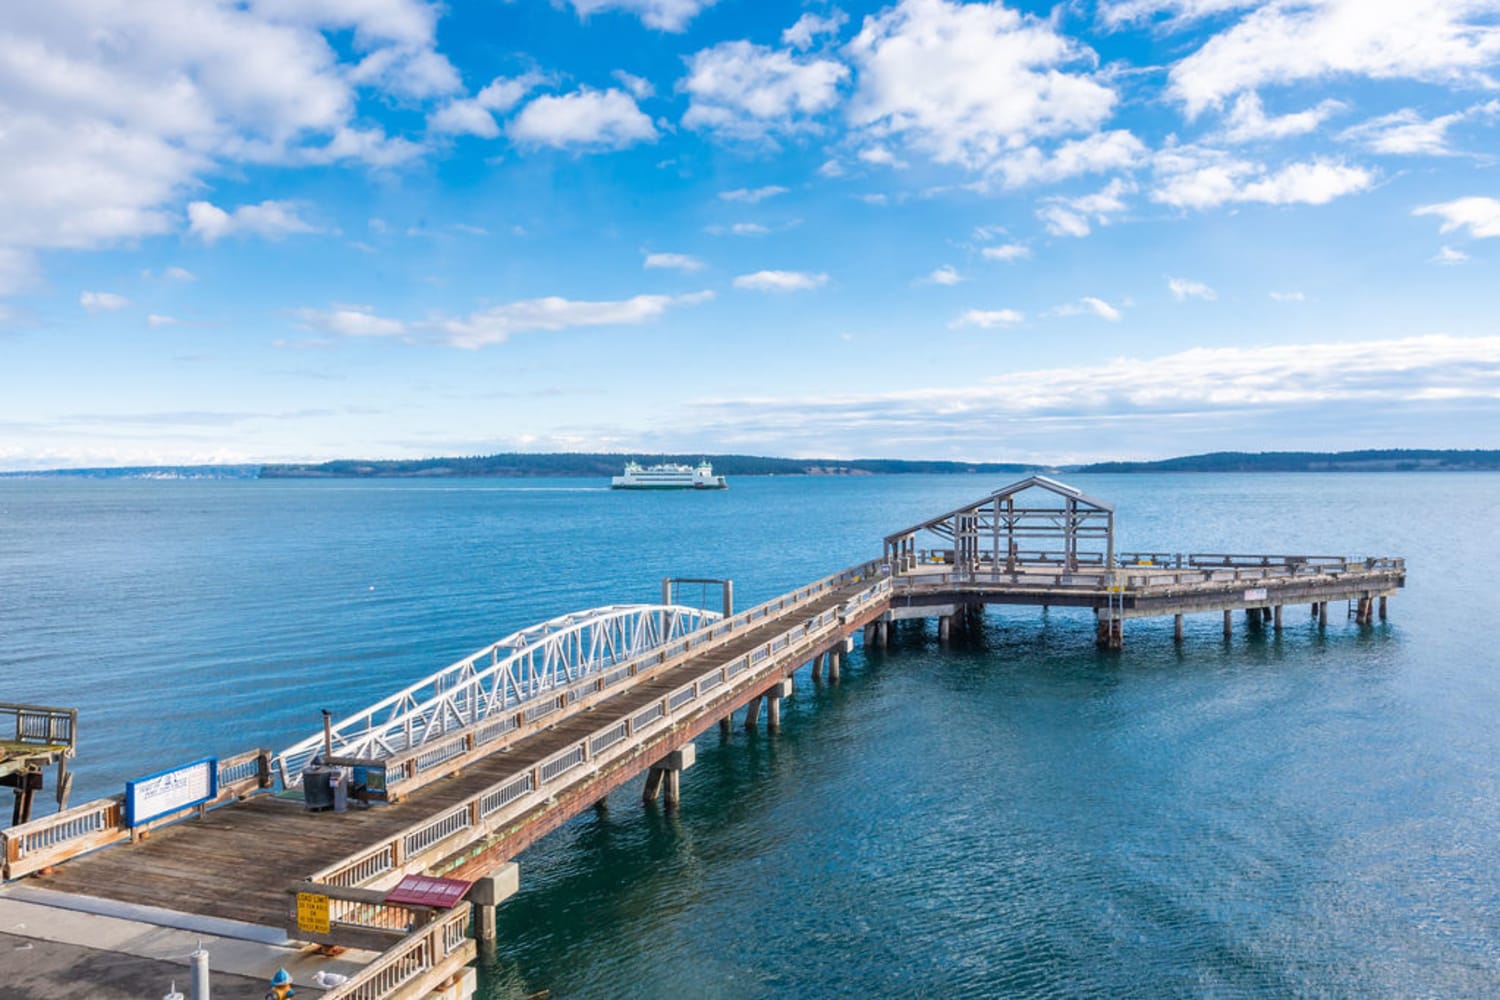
277 603 720 785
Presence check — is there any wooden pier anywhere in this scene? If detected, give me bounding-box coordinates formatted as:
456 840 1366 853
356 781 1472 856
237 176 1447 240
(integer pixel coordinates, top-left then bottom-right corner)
0 477 1404 998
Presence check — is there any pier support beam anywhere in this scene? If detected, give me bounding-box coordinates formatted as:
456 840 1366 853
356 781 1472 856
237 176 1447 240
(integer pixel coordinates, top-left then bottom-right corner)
876 620 889 649
810 652 823 682
1379 596 1388 620
642 746 695 811
1173 614 1184 643
719 716 731 737
1273 605 1283 631
765 678 792 732
468 862 520 944
938 616 951 644
1223 610 1233 639
743 696 762 732
828 649 841 681
1318 601 1328 628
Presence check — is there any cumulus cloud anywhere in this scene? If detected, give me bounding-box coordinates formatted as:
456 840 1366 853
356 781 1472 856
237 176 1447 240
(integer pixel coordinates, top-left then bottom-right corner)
163 266 196 282
612 70 655 100
1152 148 1373 210
644 252 706 270
508 88 657 149
991 130 1146 188
428 73 548 138
1097 0 1256 28
681 40 848 140
1414 197 1500 238
1038 178 1133 237
1217 92 1345 144
925 265 962 285
187 200 319 243
0 248 39 296
566 0 715 32
733 270 829 291
719 185 789 203
295 304 408 338
845 0 1116 172
783 11 848 50
80 291 130 312
951 308 1024 329
1168 277 1217 301
1167 1 1500 117
1432 245 1470 265
0 0 449 255
147 314 180 327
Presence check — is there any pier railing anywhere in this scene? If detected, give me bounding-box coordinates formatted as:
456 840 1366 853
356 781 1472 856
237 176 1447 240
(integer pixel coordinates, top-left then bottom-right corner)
0 748 273 879
0 703 78 751
898 554 1404 593
283 559 890 804
301 569 892 897
319 902 474 1000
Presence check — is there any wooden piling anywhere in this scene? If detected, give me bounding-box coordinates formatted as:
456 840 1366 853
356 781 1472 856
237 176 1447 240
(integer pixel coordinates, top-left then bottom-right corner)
810 652 823 682
664 769 681 811
744 696 762 732
828 649 841 681
1318 601 1328 627
938 616 951 643
1173 614 1184 642
642 768 665 804
766 696 781 732
1223 609 1233 638
1379 596 1388 620
719 716 731 737
1273 605 1283 631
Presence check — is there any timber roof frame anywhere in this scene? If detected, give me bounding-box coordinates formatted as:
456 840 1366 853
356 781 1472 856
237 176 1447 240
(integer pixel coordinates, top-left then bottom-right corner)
883 475 1114 546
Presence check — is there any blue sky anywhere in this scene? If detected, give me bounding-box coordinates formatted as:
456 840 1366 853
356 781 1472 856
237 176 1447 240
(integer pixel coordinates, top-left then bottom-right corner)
2 0 1499 469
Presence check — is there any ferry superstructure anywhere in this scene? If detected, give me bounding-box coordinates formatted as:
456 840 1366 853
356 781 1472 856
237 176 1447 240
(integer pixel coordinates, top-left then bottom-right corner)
611 461 728 490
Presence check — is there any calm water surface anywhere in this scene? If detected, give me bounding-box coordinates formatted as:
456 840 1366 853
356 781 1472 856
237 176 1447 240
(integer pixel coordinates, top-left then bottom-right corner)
1 474 1497 997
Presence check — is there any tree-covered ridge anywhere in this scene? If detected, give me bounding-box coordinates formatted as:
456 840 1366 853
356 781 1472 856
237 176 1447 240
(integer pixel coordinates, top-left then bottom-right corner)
1074 450 1500 473
258 453 1043 478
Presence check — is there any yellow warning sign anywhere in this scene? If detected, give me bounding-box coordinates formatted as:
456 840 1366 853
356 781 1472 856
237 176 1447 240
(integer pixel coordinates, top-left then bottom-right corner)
296 892 330 935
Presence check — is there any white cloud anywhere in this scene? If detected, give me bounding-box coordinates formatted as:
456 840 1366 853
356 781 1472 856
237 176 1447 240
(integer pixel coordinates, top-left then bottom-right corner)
147 314 180 327
1432 245 1470 265
1414 197 1500 238
1038 178 1134 237
845 0 1116 172
981 243 1031 262
783 11 848 50
1152 148 1373 210
1097 0 1256 28
926 265 962 285
431 291 713 348
1051 297 1122 320
857 145 907 168
1168 276 1218 301
1269 290 1306 301
686 334 1500 458
80 291 129 312
719 185 789 203
733 270 829 291
163 266 196 282
566 0 716 32
818 159 846 178
951 308 1024 328
428 73 549 139
705 222 773 236
295 304 408 338
1168 1 1500 117
681 40 849 140
1340 101 1500 156
991 130 1146 188
509 88 657 149
644 252 706 271
1217 92 1345 143
612 70 655 100
187 200 319 243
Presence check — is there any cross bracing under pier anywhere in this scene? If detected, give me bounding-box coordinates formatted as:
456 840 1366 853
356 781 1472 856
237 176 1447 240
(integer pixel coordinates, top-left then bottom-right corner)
277 604 721 786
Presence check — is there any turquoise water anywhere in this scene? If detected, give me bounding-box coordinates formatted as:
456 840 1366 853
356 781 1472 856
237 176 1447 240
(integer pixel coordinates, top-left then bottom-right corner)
2 474 1498 996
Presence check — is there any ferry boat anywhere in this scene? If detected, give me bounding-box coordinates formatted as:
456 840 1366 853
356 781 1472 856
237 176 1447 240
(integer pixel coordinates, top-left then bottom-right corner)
611 460 728 490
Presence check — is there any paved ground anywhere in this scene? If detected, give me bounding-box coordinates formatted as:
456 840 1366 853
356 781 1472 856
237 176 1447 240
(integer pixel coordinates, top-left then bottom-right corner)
0 932 270 999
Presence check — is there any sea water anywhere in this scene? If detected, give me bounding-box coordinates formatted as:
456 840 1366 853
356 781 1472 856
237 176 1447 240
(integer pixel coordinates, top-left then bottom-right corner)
1 474 1497 996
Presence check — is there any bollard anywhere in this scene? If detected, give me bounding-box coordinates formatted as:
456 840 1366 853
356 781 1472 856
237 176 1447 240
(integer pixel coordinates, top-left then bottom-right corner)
190 946 210 1000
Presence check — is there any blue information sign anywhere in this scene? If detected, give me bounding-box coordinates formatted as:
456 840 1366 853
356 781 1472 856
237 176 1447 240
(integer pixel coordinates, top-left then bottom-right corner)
125 757 218 827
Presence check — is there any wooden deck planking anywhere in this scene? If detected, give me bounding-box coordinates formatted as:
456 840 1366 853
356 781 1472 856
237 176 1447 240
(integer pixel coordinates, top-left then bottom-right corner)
34 583 860 928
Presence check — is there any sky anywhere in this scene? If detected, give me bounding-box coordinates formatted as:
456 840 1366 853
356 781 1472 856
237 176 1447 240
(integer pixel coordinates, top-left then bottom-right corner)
2 0 1500 470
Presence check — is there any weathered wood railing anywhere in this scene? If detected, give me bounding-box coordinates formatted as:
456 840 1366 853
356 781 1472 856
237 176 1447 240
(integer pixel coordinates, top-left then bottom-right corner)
897 556 1405 594
320 902 474 1000
0 703 78 751
291 559 889 805
0 748 273 879
299 574 891 900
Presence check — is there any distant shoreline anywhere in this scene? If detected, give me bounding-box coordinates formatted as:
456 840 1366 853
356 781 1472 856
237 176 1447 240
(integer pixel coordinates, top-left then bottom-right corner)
3 449 1500 479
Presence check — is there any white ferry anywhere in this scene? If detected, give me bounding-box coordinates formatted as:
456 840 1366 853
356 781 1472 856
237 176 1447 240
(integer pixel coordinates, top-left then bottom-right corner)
611 460 728 490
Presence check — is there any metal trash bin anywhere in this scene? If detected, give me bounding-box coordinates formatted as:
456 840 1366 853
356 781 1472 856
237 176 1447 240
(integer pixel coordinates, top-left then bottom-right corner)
302 765 335 811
